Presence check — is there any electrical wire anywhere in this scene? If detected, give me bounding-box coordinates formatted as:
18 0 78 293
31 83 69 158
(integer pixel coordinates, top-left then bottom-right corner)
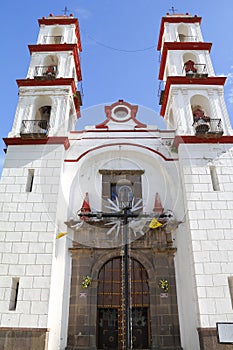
81 29 156 53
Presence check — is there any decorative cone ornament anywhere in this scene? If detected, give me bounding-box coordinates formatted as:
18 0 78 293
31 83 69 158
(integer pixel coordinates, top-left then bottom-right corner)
81 192 91 221
153 192 163 215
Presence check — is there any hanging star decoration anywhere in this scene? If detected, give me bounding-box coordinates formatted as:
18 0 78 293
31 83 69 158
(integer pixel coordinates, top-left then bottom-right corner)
104 197 146 237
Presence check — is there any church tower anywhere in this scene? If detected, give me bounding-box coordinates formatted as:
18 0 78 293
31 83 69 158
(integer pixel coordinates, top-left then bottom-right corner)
158 13 232 137
9 13 82 139
0 13 82 350
158 12 233 350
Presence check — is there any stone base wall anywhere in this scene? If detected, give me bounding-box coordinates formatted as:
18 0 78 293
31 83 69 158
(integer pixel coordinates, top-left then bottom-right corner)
0 328 48 350
198 328 233 350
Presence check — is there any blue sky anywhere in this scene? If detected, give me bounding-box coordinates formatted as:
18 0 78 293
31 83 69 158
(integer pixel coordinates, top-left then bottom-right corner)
1 0 233 175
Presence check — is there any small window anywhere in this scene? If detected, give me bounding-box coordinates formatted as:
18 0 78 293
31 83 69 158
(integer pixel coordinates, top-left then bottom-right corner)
9 278 20 311
228 276 233 309
26 169 34 192
210 166 220 191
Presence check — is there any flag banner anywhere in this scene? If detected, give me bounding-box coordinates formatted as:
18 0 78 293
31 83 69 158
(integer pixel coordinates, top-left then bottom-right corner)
149 218 162 229
56 232 67 239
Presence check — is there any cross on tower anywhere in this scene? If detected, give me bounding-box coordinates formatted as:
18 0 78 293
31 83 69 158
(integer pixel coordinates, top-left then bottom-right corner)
62 6 70 16
169 6 178 14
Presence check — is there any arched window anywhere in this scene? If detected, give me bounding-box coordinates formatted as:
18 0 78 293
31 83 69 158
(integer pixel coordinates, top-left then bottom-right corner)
177 24 189 42
97 257 150 349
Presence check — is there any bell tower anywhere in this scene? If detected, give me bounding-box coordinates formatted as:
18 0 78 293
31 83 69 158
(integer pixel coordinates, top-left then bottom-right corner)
157 12 233 350
8 13 82 139
0 13 83 350
157 13 232 137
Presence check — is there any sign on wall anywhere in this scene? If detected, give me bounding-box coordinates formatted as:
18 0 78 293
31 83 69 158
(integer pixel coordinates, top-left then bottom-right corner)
217 323 233 344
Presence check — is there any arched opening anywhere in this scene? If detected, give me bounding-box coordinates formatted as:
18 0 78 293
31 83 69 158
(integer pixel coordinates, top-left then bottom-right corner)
190 95 211 135
51 25 63 44
34 55 58 79
177 24 189 42
183 53 207 77
35 97 52 134
97 257 150 349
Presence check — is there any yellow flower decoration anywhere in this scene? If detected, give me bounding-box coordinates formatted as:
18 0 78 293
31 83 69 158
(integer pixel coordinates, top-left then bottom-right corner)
159 279 169 293
82 275 92 289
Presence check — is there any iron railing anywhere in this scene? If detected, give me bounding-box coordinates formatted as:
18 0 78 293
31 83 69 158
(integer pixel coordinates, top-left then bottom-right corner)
176 35 198 42
20 120 49 138
42 35 63 44
183 63 208 78
193 118 223 136
34 65 57 79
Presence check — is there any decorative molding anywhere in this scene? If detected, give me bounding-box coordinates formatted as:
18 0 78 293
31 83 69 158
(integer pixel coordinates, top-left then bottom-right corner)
3 136 70 150
174 135 233 148
99 169 145 175
65 142 178 163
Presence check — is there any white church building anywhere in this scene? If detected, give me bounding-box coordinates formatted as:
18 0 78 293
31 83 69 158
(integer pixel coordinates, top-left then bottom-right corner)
0 11 233 350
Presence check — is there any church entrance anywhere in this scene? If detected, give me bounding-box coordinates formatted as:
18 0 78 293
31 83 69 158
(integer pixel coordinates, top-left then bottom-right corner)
97 257 150 349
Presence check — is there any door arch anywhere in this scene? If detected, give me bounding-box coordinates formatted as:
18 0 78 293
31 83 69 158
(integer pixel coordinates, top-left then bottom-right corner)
97 257 150 349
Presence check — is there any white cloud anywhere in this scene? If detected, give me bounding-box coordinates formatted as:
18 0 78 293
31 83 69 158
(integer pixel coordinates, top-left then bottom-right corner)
227 87 233 104
226 72 233 85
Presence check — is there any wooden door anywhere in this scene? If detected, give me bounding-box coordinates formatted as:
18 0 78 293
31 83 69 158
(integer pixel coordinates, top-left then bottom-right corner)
97 257 150 349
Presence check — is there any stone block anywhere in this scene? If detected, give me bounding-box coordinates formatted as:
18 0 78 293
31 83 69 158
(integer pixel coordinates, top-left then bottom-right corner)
12 242 29 253
25 212 41 221
36 254 52 265
31 301 48 315
201 241 218 251
31 222 47 232
23 288 41 301
26 265 43 276
2 202 18 212
33 277 51 289
1 313 20 326
2 253 18 264
15 222 31 231
19 314 39 327
6 184 21 193
19 254 36 264
8 265 26 276
199 298 216 314
204 263 221 274
29 243 45 254
22 232 38 242
196 275 213 287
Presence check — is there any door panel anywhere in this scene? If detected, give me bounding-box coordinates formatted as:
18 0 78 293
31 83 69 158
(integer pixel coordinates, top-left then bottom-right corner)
97 257 150 349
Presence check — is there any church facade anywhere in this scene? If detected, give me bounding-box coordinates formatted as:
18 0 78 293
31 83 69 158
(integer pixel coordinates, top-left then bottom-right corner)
0 11 233 350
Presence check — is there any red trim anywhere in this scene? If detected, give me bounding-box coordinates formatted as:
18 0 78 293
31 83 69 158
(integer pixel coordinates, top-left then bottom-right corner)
174 135 233 148
38 17 82 51
157 16 202 51
28 44 82 81
160 76 227 117
70 129 173 134
17 77 76 89
159 42 212 80
96 100 147 128
65 142 178 163
3 137 70 150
